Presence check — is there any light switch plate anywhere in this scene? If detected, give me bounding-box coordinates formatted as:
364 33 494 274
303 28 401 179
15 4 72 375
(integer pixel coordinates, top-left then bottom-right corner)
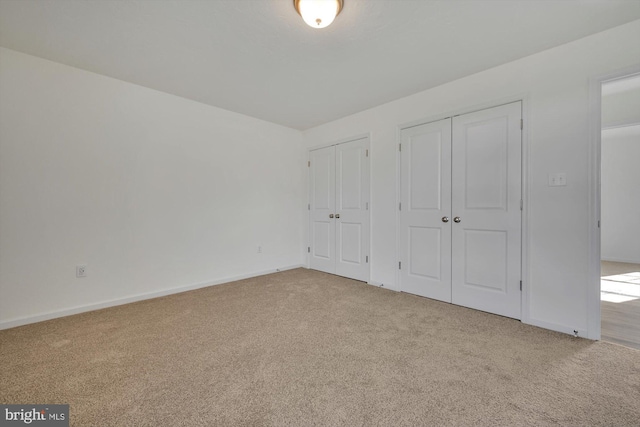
548 173 567 187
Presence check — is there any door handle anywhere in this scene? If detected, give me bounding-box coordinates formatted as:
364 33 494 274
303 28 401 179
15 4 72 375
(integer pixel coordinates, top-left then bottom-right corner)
329 214 334 218
442 216 449 223
335 214 340 219
453 217 461 223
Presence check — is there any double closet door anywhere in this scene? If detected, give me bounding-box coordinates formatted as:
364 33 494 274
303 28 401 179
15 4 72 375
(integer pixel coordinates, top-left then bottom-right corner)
309 137 370 282
399 102 522 319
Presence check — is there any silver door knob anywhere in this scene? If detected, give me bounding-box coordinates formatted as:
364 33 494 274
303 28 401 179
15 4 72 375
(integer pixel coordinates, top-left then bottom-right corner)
329 214 334 218
442 216 449 223
335 214 340 219
453 217 461 223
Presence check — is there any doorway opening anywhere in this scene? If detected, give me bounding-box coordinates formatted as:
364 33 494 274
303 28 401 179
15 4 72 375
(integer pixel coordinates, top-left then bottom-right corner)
599 73 640 350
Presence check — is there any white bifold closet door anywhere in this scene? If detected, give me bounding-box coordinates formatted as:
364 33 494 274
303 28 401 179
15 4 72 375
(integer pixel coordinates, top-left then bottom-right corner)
400 102 522 319
309 138 370 282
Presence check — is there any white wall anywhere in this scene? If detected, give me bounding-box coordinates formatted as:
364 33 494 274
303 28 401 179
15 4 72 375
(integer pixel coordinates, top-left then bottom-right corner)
601 125 640 264
0 47 306 328
303 20 640 338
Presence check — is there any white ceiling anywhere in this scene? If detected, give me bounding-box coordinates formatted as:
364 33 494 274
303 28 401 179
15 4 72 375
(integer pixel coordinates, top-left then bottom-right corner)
1 0 639 130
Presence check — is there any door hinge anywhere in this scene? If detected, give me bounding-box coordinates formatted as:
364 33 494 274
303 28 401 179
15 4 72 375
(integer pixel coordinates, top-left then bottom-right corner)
520 199 523 211
366 255 369 263
366 149 369 157
520 280 522 291
520 119 523 130
308 247 310 253
598 220 601 228
366 202 369 210
399 261 402 269
399 143 402 152
308 203 310 210
308 160 310 167
399 202 402 211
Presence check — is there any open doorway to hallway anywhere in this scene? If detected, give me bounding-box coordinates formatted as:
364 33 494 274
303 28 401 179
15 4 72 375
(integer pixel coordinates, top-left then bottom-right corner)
599 74 640 350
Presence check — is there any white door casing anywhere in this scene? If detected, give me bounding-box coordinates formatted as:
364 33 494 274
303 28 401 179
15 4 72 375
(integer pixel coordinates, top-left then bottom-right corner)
309 138 370 282
399 102 522 319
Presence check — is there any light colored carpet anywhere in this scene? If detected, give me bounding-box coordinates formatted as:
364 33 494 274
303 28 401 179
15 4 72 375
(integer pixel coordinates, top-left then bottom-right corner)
1 268 639 426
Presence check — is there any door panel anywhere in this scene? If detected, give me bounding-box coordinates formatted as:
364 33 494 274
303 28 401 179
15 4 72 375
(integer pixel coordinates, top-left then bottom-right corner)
400 118 452 302
335 138 370 282
409 226 442 279
312 221 332 260
464 117 509 210
309 146 336 274
452 102 522 319
313 149 333 210
410 136 442 210
338 222 361 264
463 229 507 291
339 147 362 210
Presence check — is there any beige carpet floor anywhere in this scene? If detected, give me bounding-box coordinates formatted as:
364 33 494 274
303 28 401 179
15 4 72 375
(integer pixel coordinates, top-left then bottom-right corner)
1 268 639 426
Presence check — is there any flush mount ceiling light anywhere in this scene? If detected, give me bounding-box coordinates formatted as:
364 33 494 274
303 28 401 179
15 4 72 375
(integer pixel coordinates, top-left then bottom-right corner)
294 0 344 29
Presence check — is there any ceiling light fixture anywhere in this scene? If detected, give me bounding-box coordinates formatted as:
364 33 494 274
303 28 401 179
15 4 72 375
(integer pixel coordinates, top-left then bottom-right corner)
294 0 344 29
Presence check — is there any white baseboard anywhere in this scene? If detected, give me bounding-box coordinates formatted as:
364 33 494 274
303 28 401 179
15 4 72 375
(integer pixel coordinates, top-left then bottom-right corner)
368 280 400 292
0 264 304 331
523 317 592 340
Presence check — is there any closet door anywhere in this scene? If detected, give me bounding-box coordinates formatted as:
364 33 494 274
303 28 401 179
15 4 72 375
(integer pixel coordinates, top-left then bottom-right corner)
309 138 370 281
309 145 336 274
399 118 452 302
451 102 522 319
335 138 370 282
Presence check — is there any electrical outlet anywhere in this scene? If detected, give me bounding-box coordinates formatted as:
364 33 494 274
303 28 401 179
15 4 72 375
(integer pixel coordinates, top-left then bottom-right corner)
257 245 262 254
76 265 87 278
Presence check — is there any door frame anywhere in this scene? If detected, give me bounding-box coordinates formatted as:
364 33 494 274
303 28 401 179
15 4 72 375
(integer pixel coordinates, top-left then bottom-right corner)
587 64 640 340
307 133 372 283
395 96 530 323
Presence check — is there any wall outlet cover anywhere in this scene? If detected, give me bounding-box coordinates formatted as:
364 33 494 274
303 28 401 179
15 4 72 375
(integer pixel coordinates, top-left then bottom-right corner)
76 265 87 277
